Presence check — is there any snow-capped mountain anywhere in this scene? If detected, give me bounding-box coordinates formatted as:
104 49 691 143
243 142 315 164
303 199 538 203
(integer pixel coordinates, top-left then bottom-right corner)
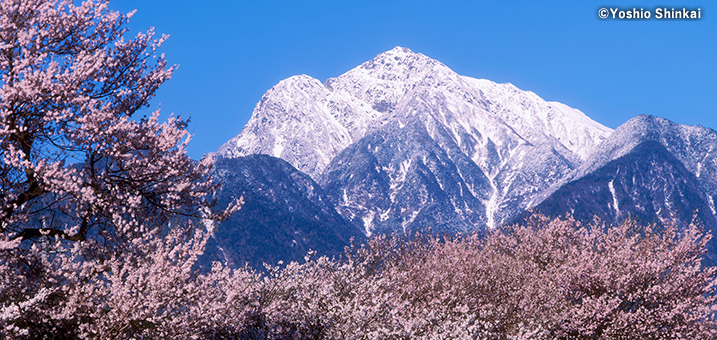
218 47 613 234
211 46 717 268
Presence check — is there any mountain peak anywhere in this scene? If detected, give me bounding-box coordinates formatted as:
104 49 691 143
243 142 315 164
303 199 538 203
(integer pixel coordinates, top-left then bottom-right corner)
270 74 324 96
372 46 422 62
218 48 613 228
359 46 443 73
324 47 459 118
622 114 665 128
386 46 415 54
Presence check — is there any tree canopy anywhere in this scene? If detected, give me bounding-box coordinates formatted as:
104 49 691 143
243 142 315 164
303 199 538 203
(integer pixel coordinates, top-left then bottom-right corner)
0 0 231 247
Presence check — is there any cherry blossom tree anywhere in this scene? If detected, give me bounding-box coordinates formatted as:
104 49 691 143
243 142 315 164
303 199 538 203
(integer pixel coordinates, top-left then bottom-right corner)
0 0 237 337
0 0 232 246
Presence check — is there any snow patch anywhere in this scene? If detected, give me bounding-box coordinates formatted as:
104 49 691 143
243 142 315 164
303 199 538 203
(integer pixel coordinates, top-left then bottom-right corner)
402 210 420 233
362 211 375 236
608 179 620 218
273 141 284 158
485 186 499 229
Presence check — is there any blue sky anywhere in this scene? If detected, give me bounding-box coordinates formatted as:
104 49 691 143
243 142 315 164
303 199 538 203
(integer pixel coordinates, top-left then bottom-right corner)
111 1 716 160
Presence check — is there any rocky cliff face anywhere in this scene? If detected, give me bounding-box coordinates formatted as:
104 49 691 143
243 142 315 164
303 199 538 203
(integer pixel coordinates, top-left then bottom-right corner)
204 155 364 269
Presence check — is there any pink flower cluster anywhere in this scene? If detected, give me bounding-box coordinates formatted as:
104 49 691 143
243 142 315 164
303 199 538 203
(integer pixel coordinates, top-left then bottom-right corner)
3 215 716 339
0 0 236 246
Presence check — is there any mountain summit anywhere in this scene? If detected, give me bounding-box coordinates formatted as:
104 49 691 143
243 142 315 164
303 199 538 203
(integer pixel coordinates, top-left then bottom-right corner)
217 47 613 233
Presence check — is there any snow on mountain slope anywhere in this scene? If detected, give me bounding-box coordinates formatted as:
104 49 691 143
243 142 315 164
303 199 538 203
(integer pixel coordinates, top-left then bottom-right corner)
219 47 611 178
319 117 494 235
217 46 613 233
464 78 612 161
576 115 717 182
217 75 360 177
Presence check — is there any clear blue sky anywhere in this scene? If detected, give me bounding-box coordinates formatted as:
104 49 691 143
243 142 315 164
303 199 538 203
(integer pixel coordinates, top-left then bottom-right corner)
111 0 716 160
